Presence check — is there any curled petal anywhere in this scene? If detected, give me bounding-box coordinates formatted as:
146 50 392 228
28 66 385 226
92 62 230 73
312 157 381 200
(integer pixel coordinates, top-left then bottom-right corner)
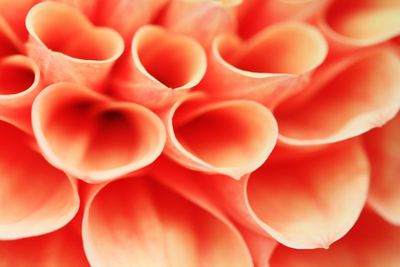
319 0 400 52
82 176 253 267
161 93 278 179
0 120 79 239
364 113 400 225
0 55 42 132
161 0 240 48
276 46 400 146
200 21 327 108
25 2 124 90
32 82 166 183
269 209 400 267
112 25 207 109
0 221 89 266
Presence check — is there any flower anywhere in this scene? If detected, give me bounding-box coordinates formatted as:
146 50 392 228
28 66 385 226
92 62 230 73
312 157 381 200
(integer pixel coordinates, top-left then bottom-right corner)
0 0 399 266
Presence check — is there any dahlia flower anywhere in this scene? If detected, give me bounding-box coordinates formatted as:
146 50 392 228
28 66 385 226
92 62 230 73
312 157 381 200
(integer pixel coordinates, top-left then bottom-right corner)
0 0 399 266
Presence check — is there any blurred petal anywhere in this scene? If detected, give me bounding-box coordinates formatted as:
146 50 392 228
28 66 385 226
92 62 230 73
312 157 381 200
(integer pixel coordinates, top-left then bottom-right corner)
0 119 79 239
112 25 206 109
0 16 23 58
364 113 400 225
200 21 327 108
276 46 400 146
161 93 278 179
269 208 400 267
0 221 89 266
83 176 253 267
32 82 166 183
25 2 124 90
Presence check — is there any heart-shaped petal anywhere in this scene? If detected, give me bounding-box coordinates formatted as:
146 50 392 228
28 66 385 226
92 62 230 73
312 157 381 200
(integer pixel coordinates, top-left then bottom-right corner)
0 119 79 239
276 46 400 146
82 175 253 267
161 93 278 179
25 2 124 90
112 25 207 109
32 82 166 183
200 21 327 108
364 112 400 225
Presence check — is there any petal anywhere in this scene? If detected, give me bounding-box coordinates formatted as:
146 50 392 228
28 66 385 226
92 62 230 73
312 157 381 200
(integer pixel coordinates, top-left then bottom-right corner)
269 208 400 267
364 112 400 225
82 176 253 267
25 2 124 90
200 21 327 108
0 16 23 58
0 119 79 239
32 82 166 183
0 221 89 266
112 25 207 109
161 93 278 179
161 0 240 48
276 46 400 146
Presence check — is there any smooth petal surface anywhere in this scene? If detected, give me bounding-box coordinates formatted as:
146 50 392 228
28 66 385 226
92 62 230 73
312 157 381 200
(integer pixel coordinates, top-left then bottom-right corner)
364 113 400 225
0 119 79 239
83 176 253 267
25 2 124 90
161 0 240 48
0 16 23 58
32 83 166 183
0 221 89 266
161 93 278 179
269 209 400 267
112 25 206 109
200 21 327 108
276 46 400 146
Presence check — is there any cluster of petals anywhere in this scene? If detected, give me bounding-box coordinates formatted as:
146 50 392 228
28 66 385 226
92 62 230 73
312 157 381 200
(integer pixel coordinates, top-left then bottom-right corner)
0 0 399 266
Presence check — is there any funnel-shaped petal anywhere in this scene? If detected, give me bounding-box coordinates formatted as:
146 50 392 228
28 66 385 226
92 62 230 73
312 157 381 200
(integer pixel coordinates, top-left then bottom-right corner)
161 0 240 48
32 83 166 183
83 176 253 267
25 2 124 90
112 25 206 109
0 55 42 132
0 221 89 266
200 21 327 108
161 93 278 179
364 113 400 225
0 120 79 239
276 46 400 146
270 209 400 267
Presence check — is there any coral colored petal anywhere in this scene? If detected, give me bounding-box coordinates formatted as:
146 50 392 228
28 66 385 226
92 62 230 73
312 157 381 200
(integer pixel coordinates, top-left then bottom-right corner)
0 120 79 239
32 83 166 183
161 0 240 48
25 2 124 90
200 21 327 108
161 93 278 179
0 17 23 58
269 209 400 267
276 46 400 146
82 176 253 267
364 113 400 225
0 222 89 266
112 25 206 109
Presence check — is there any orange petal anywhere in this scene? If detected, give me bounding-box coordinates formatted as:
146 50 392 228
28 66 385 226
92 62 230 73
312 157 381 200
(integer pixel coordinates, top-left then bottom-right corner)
276 46 400 146
160 93 278 179
112 25 206 109
32 82 166 183
364 113 400 225
269 208 400 267
319 0 400 52
82 175 253 267
161 0 240 48
25 2 124 90
0 119 79 239
49 0 98 21
0 55 42 132
0 221 89 266
200 21 327 108
0 16 23 58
